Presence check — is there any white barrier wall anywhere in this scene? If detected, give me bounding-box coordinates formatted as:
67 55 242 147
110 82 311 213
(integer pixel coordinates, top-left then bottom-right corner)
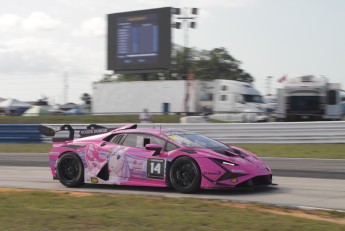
44 121 345 144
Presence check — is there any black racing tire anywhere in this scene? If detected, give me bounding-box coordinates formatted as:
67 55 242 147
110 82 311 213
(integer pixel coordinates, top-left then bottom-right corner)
56 152 84 187
169 156 201 194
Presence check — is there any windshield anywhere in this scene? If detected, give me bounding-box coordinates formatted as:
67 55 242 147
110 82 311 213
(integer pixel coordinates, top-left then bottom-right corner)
163 131 229 149
243 95 264 103
290 96 320 111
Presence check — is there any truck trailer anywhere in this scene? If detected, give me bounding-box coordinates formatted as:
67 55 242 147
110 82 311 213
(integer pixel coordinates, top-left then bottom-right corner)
93 79 268 122
276 75 342 121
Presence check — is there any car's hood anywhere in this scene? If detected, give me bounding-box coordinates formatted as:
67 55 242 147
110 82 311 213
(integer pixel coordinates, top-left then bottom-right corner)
191 145 265 167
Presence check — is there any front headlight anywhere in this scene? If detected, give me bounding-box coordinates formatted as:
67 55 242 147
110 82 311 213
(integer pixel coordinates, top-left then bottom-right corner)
211 158 239 166
222 161 237 166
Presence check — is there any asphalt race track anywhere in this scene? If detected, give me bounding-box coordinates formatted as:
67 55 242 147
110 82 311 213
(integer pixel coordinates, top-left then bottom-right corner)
0 153 344 211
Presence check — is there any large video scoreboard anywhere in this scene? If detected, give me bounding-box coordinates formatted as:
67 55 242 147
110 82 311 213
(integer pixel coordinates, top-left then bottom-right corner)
107 7 171 73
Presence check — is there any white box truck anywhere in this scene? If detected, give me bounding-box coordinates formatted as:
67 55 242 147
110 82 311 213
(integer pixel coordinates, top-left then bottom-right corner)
93 79 268 122
196 79 268 122
276 75 342 121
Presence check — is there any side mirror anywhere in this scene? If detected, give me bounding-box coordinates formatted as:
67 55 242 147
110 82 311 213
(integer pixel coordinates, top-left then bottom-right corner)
145 144 163 156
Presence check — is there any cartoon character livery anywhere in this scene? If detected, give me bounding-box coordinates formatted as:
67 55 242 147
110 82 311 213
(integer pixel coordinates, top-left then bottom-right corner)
38 124 274 193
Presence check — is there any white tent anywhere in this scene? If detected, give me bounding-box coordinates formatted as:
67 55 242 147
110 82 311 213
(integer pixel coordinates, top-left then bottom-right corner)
0 98 31 115
23 105 53 116
0 98 31 108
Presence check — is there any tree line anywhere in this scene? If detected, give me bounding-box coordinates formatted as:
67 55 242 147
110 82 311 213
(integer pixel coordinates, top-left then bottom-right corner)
97 45 254 83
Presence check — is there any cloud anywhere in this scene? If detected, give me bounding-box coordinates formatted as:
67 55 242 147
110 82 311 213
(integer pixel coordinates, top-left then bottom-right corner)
0 12 60 31
0 14 21 29
0 35 104 103
183 0 256 8
21 12 61 30
0 37 86 74
135 0 255 9
73 17 106 37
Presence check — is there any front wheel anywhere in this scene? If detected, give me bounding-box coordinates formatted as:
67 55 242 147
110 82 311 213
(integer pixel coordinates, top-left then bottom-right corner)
169 156 201 194
56 153 84 187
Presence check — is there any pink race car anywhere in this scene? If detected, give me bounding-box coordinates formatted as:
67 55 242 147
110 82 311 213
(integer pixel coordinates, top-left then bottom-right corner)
38 124 273 193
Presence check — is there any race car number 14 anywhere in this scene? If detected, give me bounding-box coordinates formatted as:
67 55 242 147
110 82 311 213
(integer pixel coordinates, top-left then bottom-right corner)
147 158 165 179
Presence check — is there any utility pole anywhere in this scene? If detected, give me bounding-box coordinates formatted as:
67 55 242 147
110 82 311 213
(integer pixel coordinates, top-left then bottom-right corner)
63 71 69 104
174 7 198 79
172 7 198 113
266 76 273 95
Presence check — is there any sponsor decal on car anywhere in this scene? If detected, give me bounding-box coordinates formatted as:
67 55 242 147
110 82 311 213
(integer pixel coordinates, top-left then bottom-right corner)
80 129 108 135
203 171 221 175
127 155 147 179
231 169 246 173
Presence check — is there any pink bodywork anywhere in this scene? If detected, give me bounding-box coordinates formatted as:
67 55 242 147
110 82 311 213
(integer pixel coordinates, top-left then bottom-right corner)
49 127 272 189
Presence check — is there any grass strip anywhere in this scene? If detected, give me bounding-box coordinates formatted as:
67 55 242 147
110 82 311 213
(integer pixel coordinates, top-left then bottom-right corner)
0 143 51 153
232 143 345 159
0 143 344 159
0 190 343 231
0 114 182 124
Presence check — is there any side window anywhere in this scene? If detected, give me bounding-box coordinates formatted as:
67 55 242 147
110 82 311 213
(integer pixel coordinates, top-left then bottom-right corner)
220 95 227 101
327 90 337 105
109 134 124 144
122 134 139 147
121 133 167 149
166 142 179 152
148 135 166 147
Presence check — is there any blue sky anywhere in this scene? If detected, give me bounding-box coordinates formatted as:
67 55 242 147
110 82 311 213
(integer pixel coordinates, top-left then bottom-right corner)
0 0 344 103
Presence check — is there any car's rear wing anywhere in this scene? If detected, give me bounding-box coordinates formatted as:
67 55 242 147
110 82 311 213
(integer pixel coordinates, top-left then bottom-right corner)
38 124 116 141
37 123 137 141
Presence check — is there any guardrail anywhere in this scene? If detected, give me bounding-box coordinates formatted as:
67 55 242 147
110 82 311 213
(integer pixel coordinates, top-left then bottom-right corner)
1 122 344 144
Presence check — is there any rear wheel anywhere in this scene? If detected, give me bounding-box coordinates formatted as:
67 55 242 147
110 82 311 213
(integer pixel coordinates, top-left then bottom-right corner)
56 153 84 187
169 156 201 194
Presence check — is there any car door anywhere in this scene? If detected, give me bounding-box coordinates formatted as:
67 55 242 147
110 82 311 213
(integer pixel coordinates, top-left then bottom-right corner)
107 133 169 182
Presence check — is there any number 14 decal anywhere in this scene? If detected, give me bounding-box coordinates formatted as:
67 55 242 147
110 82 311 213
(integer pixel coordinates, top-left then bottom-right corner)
150 162 161 174
147 158 165 179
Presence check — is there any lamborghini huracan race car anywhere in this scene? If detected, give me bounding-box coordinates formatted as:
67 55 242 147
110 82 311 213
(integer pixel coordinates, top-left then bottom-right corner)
38 124 273 193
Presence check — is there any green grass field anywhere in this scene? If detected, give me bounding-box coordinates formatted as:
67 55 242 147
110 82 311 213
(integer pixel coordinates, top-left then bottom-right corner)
0 190 343 231
232 143 345 159
0 143 344 159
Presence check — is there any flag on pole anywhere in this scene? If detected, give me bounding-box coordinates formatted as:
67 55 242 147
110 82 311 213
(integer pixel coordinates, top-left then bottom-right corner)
278 75 287 83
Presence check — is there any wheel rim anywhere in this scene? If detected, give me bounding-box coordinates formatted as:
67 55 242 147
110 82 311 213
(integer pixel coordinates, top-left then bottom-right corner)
174 162 196 188
59 157 79 181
